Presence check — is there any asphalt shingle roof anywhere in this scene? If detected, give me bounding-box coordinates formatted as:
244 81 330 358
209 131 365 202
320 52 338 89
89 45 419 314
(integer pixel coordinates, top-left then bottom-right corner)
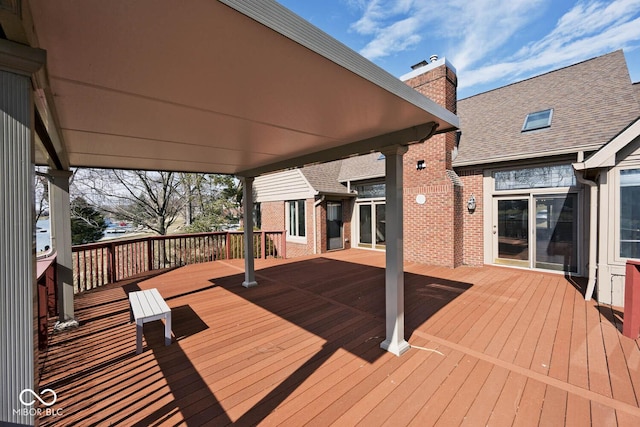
337 152 385 182
454 50 640 167
299 160 350 195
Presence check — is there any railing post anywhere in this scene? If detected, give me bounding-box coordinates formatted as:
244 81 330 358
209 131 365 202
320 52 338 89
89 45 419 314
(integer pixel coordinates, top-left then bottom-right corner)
261 231 266 259
147 238 154 272
281 231 286 259
109 242 117 283
226 232 231 260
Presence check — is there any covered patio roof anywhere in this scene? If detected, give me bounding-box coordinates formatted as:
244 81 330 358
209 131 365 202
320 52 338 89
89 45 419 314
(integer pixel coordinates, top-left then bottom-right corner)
1 3 459 424
6 0 458 176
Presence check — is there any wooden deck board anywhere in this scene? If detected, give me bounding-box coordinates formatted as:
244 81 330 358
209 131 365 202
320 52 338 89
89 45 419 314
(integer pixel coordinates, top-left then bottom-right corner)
37 250 640 426
433 359 494 427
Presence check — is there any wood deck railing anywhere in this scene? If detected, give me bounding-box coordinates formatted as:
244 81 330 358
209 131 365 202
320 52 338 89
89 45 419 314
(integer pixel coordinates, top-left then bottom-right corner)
72 231 286 293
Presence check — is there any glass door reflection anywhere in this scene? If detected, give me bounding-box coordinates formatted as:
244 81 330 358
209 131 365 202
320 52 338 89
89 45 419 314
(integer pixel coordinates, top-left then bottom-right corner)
496 199 529 267
534 194 577 272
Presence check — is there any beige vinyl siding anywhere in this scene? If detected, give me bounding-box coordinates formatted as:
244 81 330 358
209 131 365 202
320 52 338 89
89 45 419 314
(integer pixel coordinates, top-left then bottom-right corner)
616 136 640 166
254 169 316 202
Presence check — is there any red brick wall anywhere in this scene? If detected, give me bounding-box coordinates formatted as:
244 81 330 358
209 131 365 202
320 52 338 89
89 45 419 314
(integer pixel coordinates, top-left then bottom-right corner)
402 62 464 267
261 199 318 258
260 201 285 231
343 200 353 250
458 170 484 266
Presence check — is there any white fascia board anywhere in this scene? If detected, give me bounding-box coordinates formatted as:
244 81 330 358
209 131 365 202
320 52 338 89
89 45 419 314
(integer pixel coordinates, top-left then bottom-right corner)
579 117 640 170
297 169 319 197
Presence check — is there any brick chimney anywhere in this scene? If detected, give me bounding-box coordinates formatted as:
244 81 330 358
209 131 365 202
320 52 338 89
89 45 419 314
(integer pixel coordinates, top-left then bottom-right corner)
400 56 463 267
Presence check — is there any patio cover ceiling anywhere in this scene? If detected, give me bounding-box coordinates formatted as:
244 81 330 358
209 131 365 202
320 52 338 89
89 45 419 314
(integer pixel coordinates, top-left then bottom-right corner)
16 0 458 176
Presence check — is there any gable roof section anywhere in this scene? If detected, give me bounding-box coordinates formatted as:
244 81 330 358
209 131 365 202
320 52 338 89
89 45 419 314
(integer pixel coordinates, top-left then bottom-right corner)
454 50 640 167
574 117 640 170
300 161 351 195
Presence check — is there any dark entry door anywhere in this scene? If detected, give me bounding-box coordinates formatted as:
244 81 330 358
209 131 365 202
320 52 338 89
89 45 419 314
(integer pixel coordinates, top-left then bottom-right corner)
327 202 343 250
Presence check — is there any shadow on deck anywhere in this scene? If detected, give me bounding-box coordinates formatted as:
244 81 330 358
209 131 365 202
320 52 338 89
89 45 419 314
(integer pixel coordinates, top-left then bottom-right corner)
37 250 640 426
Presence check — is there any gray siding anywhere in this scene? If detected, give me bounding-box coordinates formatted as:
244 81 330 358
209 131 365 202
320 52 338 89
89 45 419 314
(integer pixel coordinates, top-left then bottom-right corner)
1 71 36 426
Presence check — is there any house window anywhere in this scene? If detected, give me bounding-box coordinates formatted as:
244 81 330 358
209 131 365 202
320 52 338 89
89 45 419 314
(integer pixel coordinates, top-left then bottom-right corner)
620 169 640 258
494 164 575 191
522 109 553 132
287 200 306 240
355 182 385 198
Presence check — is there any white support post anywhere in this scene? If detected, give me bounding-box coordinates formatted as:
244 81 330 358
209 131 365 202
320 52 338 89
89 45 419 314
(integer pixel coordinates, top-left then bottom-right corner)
48 169 76 322
0 39 45 427
380 145 410 356
241 176 258 288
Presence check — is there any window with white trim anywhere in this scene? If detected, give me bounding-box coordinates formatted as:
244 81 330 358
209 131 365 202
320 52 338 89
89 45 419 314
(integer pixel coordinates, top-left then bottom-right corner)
286 200 306 240
620 168 640 258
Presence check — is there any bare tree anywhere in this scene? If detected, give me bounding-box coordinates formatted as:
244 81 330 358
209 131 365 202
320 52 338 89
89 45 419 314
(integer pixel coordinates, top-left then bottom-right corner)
34 166 50 222
179 172 208 226
72 169 185 235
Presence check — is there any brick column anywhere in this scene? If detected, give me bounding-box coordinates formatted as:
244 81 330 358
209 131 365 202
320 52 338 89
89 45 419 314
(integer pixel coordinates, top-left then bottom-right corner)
402 58 462 267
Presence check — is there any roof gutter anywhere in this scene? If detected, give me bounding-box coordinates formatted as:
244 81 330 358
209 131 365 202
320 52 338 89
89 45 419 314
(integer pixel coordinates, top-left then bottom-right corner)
573 166 598 301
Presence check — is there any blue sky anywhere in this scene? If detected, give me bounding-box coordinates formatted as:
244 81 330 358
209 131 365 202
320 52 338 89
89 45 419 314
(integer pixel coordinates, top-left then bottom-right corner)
277 0 640 99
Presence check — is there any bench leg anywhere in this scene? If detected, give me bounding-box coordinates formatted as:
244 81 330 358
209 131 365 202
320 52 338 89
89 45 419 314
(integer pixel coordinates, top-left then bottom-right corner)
136 319 143 354
164 313 172 346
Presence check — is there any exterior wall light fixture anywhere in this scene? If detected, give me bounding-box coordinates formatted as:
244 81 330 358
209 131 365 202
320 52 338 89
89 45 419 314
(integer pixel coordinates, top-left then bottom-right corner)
467 194 476 213
416 160 425 170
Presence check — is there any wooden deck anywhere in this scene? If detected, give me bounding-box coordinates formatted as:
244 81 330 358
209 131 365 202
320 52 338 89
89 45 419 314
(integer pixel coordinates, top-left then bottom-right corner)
38 249 640 426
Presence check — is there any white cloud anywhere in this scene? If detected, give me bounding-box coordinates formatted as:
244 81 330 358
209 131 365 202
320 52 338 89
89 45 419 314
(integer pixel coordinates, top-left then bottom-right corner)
350 0 548 63
460 0 640 90
349 0 640 93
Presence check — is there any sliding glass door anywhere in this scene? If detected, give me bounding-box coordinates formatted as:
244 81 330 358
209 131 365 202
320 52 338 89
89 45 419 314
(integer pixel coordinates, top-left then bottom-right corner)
357 201 385 249
494 194 578 272
534 194 577 272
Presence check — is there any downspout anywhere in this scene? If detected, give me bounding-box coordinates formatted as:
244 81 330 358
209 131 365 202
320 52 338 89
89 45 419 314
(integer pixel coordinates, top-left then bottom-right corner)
575 169 598 300
313 195 325 254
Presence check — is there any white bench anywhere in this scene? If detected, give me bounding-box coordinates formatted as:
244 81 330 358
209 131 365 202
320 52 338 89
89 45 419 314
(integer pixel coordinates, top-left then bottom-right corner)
129 288 172 354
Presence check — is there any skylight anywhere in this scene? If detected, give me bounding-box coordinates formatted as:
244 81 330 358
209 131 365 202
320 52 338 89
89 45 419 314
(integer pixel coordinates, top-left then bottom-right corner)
522 109 553 132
